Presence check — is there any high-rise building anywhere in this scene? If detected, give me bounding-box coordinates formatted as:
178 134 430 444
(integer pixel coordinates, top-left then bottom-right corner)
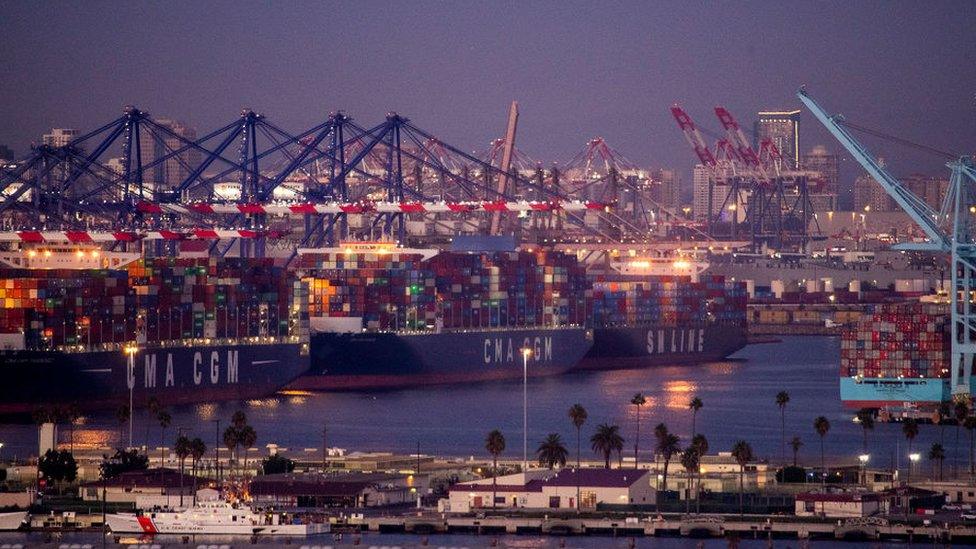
755 110 801 169
42 128 78 147
137 119 201 198
852 158 897 212
902 173 948 211
692 164 734 222
802 145 839 196
650 168 681 211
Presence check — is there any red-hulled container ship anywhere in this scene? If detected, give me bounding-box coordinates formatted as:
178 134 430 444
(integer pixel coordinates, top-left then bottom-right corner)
0 248 310 415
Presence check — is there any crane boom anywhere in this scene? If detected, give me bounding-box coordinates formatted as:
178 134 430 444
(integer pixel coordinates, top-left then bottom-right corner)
796 88 948 250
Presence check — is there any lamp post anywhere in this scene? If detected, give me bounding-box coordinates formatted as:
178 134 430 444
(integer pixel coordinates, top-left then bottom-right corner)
858 454 869 486
907 452 920 519
521 347 532 472
124 345 138 448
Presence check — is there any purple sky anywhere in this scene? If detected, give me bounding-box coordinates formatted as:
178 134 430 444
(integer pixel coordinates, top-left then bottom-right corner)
1 1 973 202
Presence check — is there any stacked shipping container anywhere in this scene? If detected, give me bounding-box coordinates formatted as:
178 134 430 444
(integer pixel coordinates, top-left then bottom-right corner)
840 302 949 379
586 274 747 328
0 258 308 351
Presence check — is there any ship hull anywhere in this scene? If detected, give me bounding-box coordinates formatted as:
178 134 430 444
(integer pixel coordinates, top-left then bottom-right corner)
576 323 748 370
0 342 309 415
292 327 593 390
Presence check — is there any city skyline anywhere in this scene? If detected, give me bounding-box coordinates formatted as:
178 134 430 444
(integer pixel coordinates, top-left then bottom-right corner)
1 1 973 193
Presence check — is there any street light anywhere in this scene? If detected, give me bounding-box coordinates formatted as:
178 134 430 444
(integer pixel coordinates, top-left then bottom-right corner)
124 345 138 448
858 454 870 485
521 347 532 472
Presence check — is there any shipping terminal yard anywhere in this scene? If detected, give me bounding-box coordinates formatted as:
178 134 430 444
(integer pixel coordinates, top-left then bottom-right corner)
1 2 976 547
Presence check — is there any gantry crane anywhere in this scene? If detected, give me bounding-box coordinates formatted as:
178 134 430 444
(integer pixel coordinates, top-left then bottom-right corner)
798 88 976 399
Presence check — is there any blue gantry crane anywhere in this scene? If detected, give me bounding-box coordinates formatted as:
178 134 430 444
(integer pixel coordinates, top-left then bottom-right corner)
799 88 976 400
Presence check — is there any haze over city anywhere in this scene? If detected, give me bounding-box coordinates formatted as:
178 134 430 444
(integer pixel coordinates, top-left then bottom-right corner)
2 0 974 200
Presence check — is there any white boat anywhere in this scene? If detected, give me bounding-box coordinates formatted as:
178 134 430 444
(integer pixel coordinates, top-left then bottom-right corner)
106 500 329 536
0 511 27 531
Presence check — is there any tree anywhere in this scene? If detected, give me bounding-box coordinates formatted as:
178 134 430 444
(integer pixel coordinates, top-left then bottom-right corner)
776 391 790 464
964 416 976 478
656 430 681 492
902 418 920 455
99 448 148 479
929 443 946 481
731 440 754 516
174 435 192 507
238 425 257 474
630 393 646 469
145 396 161 451
954 400 969 476
690 434 709 514
680 447 700 515
189 438 207 505
223 425 240 474
38 449 77 493
261 454 296 475
790 436 803 467
689 396 703 438
156 409 172 471
590 423 624 469
568 404 587 511
63 404 81 455
115 405 130 447
485 430 506 509
855 408 875 454
536 433 568 469
937 401 952 443
813 416 830 484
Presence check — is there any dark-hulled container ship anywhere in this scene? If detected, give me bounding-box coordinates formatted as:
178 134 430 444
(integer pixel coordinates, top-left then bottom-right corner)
577 260 748 370
0 249 310 415
289 242 592 390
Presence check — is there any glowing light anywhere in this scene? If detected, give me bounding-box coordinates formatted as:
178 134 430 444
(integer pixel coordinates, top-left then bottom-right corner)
673 260 691 270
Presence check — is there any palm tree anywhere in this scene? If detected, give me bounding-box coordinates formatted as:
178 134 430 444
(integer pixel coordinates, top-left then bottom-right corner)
189 438 207 505
929 443 946 481
965 416 976 478
630 393 646 469
536 434 568 469
902 417 919 455
157 409 172 470
937 401 952 443
485 430 506 509
954 401 969 476
590 423 624 469
689 396 703 438
174 434 191 506
568 404 587 511
790 436 803 467
238 425 257 475
813 416 830 484
680 447 701 515
223 426 239 475
855 408 875 454
657 432 681 492
64 404 81 455
146 396 161 452
690 434 709 514
731 440 754 516
115 405 130 447
776 391 790 464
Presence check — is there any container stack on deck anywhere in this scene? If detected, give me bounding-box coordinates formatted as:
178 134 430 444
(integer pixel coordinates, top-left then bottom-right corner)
0 258 308 351
585 274 747 328
0 267 134 349
840 302 949 379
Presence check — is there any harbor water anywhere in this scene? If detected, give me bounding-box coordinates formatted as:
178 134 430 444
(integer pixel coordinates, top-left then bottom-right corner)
0 336 969 472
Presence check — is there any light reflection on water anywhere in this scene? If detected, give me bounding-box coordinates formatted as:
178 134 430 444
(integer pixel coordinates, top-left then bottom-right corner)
0 336 970 471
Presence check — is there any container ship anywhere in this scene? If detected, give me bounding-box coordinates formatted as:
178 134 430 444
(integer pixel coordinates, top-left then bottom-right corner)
289 242 593 390
577 261 748 370
839 301 966 416
289 242 746 390
0 248 310 415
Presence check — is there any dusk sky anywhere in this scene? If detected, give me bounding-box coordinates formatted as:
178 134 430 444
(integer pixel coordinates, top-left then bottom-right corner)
2 1 974 199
